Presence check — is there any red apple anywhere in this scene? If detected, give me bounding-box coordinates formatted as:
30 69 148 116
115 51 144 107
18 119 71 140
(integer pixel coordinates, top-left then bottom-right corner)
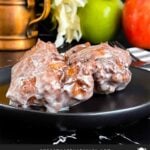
123 0 150 49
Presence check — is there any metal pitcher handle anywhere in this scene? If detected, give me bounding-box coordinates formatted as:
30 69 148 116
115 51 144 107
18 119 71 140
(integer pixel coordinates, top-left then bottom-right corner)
28 0 51 26
27 0 51 37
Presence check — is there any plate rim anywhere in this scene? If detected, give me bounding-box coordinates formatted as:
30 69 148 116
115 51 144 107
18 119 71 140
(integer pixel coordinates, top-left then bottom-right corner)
0 101 150 117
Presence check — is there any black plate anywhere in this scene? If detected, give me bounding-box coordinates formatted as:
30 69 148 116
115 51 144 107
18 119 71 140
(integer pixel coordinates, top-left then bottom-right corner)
0 67 150 129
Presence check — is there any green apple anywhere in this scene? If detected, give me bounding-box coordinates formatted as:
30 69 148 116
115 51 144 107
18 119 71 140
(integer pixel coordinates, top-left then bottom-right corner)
78 0 123 44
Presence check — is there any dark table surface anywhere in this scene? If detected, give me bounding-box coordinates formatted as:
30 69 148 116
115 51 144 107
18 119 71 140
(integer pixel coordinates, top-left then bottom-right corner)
0 116 150 144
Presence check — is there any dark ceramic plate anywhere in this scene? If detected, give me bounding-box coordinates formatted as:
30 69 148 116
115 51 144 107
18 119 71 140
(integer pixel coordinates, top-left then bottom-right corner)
0 66 150 129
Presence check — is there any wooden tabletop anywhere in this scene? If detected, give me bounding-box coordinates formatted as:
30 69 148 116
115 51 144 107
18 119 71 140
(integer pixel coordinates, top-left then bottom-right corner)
0 51 25 68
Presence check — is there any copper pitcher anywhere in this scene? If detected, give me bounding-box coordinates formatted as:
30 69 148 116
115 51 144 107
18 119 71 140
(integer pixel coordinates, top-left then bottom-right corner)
0 0 51 51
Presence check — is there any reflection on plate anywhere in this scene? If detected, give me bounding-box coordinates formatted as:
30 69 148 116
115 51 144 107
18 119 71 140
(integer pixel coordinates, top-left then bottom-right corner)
0 67 150 129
